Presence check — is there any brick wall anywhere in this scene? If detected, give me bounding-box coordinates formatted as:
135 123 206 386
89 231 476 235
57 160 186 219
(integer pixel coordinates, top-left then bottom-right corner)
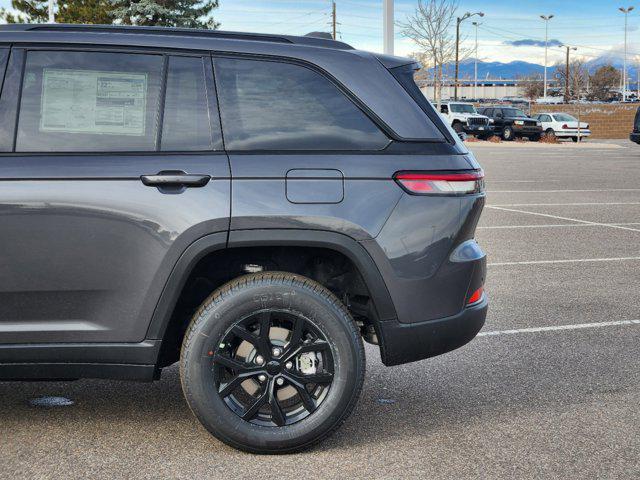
530 104 638 139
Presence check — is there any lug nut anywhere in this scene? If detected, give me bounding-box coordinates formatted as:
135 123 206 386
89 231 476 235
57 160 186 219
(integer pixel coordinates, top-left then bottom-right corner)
258 374 267 383
276 377 284 386
254 355 264 365
285 361 293 370
272 347 282 357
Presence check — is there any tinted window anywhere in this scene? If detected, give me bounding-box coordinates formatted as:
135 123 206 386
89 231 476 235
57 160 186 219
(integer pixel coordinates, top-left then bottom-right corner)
215 58 389 151
161 56 220 151
0 49 22 152
441 105 448 114
0 48 9 94
483 108 493 116
17 51 163 152
503 108 526 117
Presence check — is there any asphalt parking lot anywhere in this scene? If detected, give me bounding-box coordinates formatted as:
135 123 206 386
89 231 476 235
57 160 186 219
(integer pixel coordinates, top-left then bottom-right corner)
2 140 639 479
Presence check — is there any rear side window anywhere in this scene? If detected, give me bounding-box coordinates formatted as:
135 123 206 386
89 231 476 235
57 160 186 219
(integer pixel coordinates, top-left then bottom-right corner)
0 48 9 93
214 57 389 151
161 56 220 151
16 51 163 152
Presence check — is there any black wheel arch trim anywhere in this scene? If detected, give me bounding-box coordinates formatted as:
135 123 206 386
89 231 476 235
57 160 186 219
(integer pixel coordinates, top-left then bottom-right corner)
145 228 397 343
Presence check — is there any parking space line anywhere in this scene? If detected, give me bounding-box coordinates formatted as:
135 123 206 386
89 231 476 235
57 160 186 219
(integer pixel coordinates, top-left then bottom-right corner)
478 319 640 337
488 202 640 206
486 205 640 233
488 189 640 193
488 257 640 266
478 222 640 230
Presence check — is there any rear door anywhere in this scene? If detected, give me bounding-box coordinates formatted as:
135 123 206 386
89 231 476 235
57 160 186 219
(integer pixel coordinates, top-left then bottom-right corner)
0 47 230 344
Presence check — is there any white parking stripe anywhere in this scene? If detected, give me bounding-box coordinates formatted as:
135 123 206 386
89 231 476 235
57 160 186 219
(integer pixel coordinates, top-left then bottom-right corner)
478 320 640 337
488 257 640 266
486 205 640 233
478 222 640 230
488 202 640 206
488 189 640 193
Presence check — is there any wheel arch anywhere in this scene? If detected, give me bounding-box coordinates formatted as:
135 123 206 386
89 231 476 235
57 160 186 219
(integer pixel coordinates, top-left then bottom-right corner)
146 229 397 366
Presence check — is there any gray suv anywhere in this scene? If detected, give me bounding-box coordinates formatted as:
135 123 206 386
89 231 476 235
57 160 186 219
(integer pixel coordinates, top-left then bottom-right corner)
0 24 487 453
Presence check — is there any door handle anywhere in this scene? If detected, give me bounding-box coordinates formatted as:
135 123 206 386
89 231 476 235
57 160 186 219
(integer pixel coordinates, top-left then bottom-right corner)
141 171 211 188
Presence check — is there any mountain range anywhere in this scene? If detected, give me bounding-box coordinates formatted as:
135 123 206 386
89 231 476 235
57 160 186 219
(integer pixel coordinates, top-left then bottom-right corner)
444 52 633 80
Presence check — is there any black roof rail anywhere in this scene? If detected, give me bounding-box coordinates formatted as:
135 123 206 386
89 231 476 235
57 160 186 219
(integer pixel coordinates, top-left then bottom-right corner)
0 24 354 50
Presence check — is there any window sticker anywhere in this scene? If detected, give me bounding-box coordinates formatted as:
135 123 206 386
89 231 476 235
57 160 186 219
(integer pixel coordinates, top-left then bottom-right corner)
40 69 147 136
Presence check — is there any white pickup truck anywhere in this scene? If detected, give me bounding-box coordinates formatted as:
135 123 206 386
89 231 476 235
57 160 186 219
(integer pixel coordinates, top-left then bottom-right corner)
439 102 494 138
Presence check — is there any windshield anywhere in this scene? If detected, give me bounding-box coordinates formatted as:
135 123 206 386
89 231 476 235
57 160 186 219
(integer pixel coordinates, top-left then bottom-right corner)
450 104 477 114
554 113 577 122
504 108 527 117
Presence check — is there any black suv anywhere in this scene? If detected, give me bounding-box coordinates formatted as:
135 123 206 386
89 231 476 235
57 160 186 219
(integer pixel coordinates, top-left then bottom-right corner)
479 106 542 141
0 24 487 453
631 106 640 144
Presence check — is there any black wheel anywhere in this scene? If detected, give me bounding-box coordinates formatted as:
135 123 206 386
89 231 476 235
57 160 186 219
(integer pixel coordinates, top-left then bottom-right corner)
180 272 365 454
502 126 514 141
452 122 464 133
544 128 556 139
572 136 579 142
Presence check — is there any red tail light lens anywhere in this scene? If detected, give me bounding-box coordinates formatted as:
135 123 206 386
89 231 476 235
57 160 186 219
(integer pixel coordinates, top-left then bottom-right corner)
467 286 484 305
562 124 569 129
394 170 484 195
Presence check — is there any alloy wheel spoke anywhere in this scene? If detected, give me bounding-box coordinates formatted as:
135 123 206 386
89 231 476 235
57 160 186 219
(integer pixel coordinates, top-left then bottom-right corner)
213 353 252 372
282 316 304 357
269 381 286 427
286 370 333 385
287 378 317 413
218 370 263 397
256 311 273 356
231 324 260 345
242 389 269 421
284 339 330 361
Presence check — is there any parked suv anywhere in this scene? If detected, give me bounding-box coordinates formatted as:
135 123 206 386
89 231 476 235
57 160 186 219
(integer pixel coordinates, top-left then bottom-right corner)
0 25 487 454
631 106 640 144
440 101 494 138
479 106 542 141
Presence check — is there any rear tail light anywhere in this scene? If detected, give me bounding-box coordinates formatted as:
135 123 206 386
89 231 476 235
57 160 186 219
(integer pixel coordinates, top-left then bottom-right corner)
394 170 484 195
467 286 484 305
562 124 569 129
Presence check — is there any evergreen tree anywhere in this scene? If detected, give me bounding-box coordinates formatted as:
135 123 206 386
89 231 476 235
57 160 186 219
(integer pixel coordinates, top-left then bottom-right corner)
2 0 114 24
111 0 219 29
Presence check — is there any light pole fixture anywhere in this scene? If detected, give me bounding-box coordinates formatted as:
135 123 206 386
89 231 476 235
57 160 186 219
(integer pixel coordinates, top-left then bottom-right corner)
472 21 481 100
620 6 634 102
540 14 554 99
454 11 484 100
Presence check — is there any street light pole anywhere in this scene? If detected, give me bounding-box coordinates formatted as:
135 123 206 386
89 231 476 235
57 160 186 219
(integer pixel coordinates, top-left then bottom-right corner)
563 45 577 102
383 0 394 55
48 0 55 23
472 21 481 100
540 14 554 99
620 6 634 102
454 11 484 101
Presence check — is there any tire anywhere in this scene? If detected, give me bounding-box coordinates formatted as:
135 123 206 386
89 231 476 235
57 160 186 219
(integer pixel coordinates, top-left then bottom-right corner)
452 122 464 133
180 272 365 454
544 128 556 139
502 126 514 141
572 136 579 142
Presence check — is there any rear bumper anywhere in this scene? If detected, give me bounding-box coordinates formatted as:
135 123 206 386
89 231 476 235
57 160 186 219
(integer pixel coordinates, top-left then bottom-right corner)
378 297 488 366
631 132 640 144
556 129 591 137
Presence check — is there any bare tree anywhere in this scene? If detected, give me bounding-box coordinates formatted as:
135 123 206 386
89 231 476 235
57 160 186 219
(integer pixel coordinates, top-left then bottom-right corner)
553 59 588 102
399 0 460 109
588 65 622 101
521 76 545 100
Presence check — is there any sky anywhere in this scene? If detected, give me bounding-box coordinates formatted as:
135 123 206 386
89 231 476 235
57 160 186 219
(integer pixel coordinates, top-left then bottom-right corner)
1 0 639 65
